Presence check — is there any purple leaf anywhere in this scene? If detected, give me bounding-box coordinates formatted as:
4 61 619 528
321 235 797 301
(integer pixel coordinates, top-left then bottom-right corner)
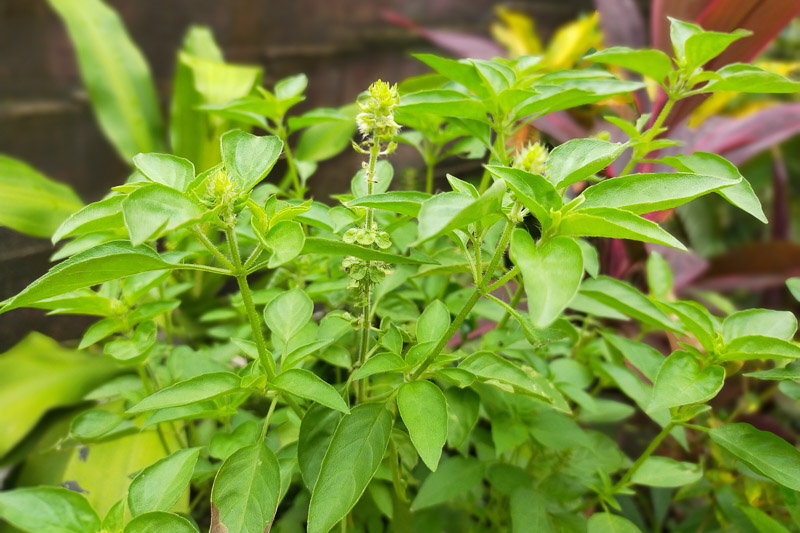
382 11 505 60
594 0 646 48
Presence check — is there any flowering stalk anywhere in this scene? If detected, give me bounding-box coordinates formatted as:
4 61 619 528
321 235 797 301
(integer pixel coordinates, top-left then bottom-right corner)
345 80 399 402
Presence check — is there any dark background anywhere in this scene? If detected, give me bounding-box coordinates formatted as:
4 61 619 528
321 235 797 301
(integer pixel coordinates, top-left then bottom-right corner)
0 0 624 347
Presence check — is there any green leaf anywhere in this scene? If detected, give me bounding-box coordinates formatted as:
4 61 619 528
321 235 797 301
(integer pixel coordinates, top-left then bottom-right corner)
603 332 665 382
658 300 717 353
410 456 485 511
347 191 429 217
211 442 281 533
649 351 724 411
127 372 242 413
1 241 174 313
260 221 305 268
444 387 480 449
287 107 350 132
587 512 641 533
459 351 565 409
264 288 313 344
720 336 800 361
397 380 448 471
0 155 83 238
399 90 488 122
738 504 793 533
124 512 199 533
351 160 393 198
704 63 800 93
272 369 349 414
559 207 686 249
412 54 489 98
352 352 405 380
546 139 626 188
646 251 674 299
485 165 561 227
70 409 135 442
48 0 164 161
301 237 435 265
662 152 766 223
122 183 206 245
0 486 101 533
415 180 506 244
416 300 450 344
308 403 393 533
669 18 748 69
510 231 583 327
744 361 800 381
0 332 119 457
580 277 682 332
710 423 800 491
579 172 740 214
276 73 308 100
133 153 195 192
723 309 797 343
585 47 673 84
631 456 702 487
220 130 283 192
128 447 200 516
294 105 357 163
53 195 125 243
169 26 223 169
298 404 342 491
104 320 157 365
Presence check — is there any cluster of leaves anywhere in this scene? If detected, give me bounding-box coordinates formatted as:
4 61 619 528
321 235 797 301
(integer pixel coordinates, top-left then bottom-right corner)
2 4 800 533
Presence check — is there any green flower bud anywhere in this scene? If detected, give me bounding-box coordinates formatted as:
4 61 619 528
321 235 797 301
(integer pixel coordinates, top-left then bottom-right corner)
513 142 550 175
356 79 400 141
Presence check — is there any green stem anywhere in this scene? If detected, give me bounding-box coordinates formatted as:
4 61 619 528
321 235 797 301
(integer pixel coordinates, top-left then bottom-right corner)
612 422 675 493
225 226 275 381
487 265 520 293
177 264 232 275
495 281 524 331
192 228 236 271
260 396 279 441
425 158 434 195
620 96 676 176
412 212 519 379
243 244 264 270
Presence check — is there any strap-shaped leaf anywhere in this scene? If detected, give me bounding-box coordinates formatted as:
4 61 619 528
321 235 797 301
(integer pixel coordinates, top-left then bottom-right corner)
48 0 164 160
53 195 125 243
0 155 83 239
703 63 800 94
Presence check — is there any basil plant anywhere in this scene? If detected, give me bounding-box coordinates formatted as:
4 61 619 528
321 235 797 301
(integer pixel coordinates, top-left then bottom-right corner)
2 14 800 533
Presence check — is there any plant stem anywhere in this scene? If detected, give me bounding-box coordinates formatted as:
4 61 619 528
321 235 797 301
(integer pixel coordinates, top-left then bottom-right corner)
225 226 275 381
356 140 382 403
495 282 524 331
486 266 520 293
425 160 434 195
260 395 279 441
612 422 675 492
619 96 676 176
243 244 264 270
192 227 236 271
412 211 519 379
